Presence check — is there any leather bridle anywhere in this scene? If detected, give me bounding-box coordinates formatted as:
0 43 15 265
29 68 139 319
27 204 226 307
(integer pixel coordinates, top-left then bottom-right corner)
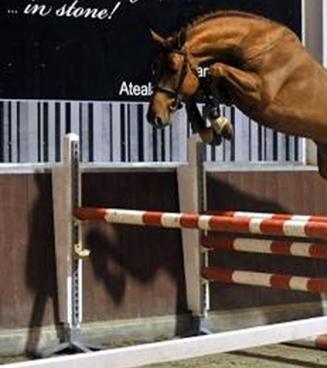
153 49 196 112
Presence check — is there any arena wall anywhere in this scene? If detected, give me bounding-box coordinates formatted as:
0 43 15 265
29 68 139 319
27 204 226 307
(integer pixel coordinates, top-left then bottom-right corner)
0 167 326 353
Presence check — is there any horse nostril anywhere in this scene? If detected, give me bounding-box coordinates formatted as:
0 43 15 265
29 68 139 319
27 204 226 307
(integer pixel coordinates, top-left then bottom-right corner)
154 117 163 127
146 109 163 127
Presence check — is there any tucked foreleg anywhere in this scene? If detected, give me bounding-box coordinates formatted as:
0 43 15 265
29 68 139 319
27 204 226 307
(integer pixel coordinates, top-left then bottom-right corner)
185 99 222 145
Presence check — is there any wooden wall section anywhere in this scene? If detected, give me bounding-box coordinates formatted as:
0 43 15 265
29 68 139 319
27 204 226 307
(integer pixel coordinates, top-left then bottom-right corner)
0 171 187 330
0 169 327 330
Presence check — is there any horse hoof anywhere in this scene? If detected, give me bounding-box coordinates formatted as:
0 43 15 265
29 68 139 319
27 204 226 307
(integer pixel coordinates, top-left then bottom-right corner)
210 116 230 134
221 122 234 140
210 117 233 140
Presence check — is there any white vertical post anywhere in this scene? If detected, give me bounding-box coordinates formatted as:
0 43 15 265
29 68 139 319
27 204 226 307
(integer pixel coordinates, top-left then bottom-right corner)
50 134 99 356
52 133 81 328
177 135 205 317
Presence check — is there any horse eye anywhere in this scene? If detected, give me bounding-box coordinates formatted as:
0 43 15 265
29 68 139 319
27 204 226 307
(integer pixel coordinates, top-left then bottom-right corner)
167 55 181 72
167 60 178 72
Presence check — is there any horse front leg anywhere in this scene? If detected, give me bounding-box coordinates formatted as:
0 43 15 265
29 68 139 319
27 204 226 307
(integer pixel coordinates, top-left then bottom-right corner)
203 95 234 140
185 99 222 145
201 75 234 141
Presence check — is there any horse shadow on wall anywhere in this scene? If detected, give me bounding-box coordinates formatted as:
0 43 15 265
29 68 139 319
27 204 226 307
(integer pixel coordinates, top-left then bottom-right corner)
24 174 60 356
82 172 189 334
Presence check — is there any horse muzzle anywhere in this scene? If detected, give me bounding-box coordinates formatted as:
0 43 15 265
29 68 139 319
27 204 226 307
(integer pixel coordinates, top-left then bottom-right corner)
146 110 171 129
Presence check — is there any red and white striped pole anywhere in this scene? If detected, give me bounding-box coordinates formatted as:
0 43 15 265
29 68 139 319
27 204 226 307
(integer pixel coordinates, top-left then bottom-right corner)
202 235 327 259
214 211 327 223
201 267 327 294
74 208 327 240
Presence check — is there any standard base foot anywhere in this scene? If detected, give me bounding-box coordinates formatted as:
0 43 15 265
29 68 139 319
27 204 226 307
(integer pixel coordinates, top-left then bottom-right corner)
38 340 103 358
179 316 212 337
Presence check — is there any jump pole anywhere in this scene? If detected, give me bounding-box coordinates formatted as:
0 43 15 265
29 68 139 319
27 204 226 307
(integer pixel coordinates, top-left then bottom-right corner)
202 235 327 259
202 267 327 293
214 210 327 223
73 207 327 239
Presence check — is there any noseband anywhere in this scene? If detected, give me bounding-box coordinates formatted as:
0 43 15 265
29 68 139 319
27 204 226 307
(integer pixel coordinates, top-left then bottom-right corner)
153 50 194 112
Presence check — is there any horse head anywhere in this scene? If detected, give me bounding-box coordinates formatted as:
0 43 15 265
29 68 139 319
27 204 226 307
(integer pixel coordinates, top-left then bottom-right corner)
147 30 200 128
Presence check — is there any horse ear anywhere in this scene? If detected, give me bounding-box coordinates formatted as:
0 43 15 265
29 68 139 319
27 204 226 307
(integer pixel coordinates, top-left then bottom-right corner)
177 29 187 48
150 29 166 47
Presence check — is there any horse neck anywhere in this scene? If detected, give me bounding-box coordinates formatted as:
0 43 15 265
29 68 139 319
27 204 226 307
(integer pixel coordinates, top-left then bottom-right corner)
185 17 264 66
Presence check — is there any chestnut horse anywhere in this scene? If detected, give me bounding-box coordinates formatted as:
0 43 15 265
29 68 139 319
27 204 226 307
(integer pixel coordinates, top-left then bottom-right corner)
147 11 327 178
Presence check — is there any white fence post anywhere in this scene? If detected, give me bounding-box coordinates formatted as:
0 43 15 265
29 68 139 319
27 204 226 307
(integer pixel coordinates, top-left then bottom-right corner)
177 136 206 319
50 134 100 355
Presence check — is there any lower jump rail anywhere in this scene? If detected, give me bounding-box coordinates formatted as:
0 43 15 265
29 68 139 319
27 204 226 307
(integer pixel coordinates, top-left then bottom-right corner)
202 235 327 259
74 208 327 239
202 267 327 293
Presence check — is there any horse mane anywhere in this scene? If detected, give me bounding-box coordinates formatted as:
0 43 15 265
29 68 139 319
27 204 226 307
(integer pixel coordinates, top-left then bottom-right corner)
169 10 285 54
187 10 277 30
